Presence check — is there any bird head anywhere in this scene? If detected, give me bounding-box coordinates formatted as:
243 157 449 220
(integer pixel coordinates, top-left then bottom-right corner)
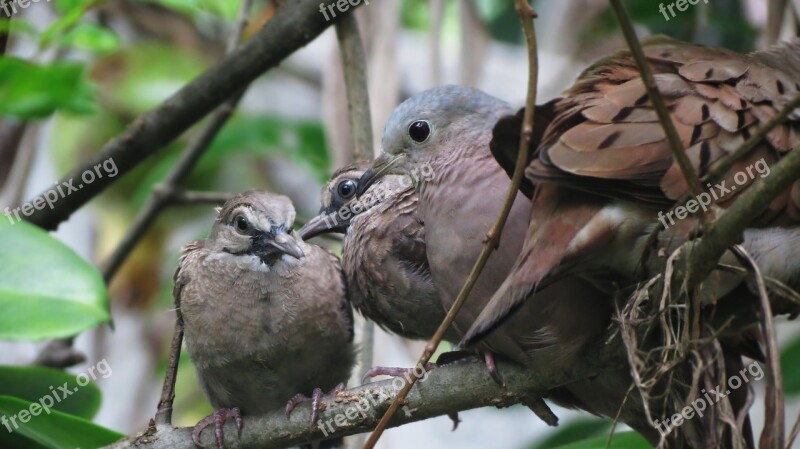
357 84 512 196
299 161 412 240
208 190 305 265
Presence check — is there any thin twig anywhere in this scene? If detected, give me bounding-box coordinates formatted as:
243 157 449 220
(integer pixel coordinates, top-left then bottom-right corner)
786 412 800 449
154 307 184 425
335 14 373 161
0 123 38 209
608 0 703 197
731 245 784 449
25 0 360 231
360 2 539 448
766 0 788 45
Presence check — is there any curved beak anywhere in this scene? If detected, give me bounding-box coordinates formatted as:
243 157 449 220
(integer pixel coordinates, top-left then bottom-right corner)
254 229 305 261
355 153 406 197
298 214 346 240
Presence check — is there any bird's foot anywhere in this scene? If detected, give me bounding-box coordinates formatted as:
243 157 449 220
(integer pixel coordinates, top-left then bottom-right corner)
285 383 345 428
483 351 504 386
191 407 242 449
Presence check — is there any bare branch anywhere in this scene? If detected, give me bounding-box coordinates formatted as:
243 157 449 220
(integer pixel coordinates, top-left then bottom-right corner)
103 349 624 449
24 0 359 231
335 14 373 161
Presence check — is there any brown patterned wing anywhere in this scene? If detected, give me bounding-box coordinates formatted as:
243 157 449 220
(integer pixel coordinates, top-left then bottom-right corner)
527 36 800 224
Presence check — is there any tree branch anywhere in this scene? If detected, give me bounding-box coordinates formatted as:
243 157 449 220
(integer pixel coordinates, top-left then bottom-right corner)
335 14 373 161
24 0 359 231
103 346 625 449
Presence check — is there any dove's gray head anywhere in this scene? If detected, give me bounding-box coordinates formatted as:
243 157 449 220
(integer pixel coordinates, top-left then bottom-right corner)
358 85 511 195
382 85 511 167
208 190 304 264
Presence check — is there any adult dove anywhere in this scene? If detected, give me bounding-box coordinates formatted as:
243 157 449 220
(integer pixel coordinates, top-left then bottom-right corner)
465 37 800 345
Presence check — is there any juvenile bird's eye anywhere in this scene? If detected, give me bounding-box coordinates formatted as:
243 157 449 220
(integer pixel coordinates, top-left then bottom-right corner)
235 216 249 233
408 120 431 143
337 179 357 199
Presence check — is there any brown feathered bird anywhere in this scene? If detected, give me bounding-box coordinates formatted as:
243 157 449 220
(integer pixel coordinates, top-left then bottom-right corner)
466 37 800 343
299 163 458 342
175 191 355 449
355 36 799 446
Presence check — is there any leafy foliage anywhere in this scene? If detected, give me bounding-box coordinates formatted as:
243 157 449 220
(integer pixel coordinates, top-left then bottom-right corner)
781 334 800 396
0 220 110 340
0 58 96 118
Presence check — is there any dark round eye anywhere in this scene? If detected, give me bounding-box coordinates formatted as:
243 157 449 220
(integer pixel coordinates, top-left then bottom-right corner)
235 216 249 233
408 120 431 143
337 179 357 199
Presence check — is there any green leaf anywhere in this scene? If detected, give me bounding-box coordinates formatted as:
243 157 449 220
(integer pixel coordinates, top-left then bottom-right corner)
43 0 104 47
0 365 106 419
532 419 612 449
0 57 96 118
59 23 120 54
781 334 800 396
0 396 122 449
0 219 109 340
548 431 651 449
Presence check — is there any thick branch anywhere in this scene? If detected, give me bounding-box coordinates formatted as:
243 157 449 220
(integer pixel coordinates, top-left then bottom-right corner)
103 347 624 449
25 0 358 231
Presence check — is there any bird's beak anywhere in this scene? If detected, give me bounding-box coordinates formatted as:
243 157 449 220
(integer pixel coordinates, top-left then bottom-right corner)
255 230 305 261
298 214 346 240
356 153 406 197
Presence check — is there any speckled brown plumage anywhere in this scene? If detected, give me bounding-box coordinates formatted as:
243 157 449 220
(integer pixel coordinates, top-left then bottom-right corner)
176 191 354 448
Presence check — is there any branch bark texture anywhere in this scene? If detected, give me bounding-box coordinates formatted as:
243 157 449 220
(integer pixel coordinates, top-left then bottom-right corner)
103 347 624 449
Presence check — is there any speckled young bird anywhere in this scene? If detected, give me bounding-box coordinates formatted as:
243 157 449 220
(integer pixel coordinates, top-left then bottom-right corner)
175 191 355 449
299 162 459 343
